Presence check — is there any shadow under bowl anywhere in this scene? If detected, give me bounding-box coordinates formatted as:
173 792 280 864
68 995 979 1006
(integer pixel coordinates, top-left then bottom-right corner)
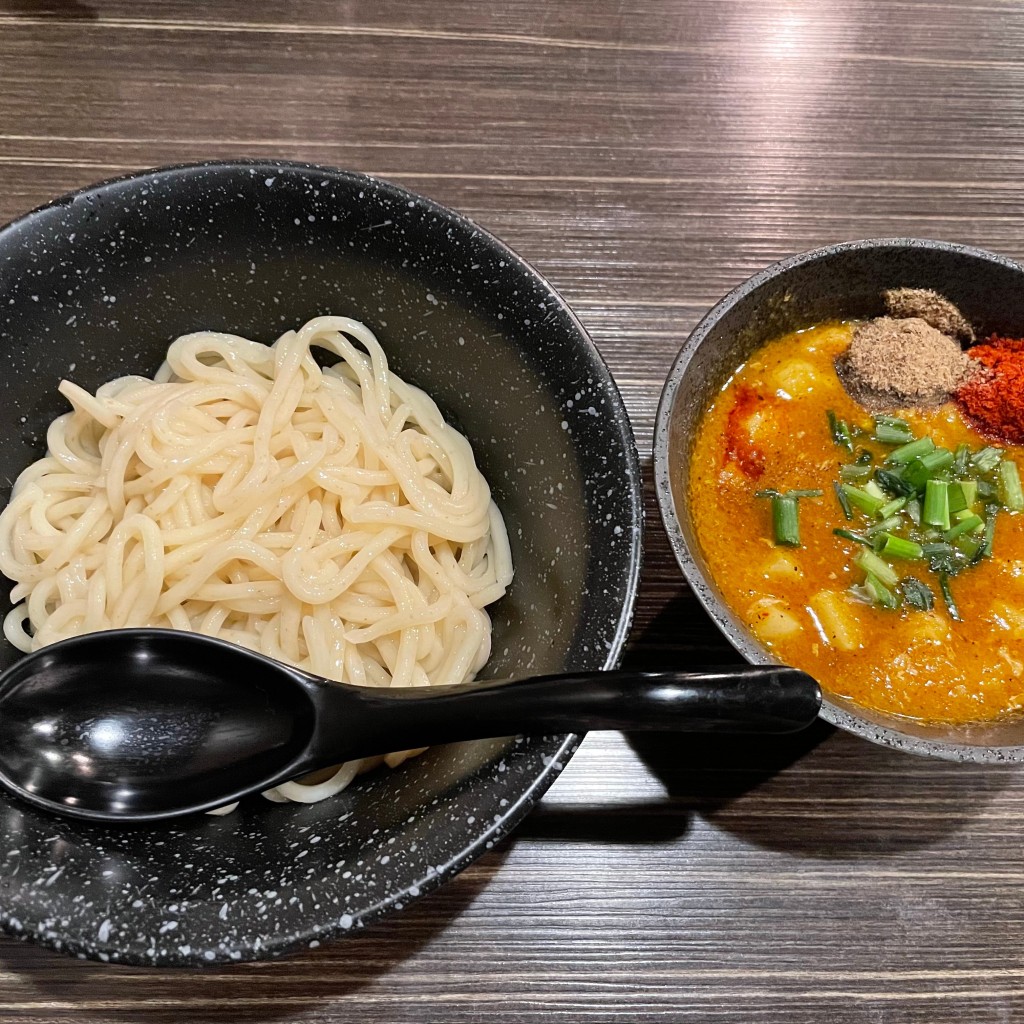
654 237 1024 763
0 160 643 964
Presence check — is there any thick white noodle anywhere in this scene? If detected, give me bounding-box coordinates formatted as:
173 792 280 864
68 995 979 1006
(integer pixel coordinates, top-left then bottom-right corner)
0 316 513 806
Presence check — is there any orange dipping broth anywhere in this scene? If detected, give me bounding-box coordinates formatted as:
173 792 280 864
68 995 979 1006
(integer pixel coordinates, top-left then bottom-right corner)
687 323 1024 725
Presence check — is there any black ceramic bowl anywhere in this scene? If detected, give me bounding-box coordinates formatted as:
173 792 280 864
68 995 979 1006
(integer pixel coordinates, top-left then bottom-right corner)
0 161 643 964
655 238 1024 762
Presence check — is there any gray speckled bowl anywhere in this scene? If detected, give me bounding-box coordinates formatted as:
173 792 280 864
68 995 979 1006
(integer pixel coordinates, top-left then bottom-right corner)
0 161 643 964
655 238 1024 763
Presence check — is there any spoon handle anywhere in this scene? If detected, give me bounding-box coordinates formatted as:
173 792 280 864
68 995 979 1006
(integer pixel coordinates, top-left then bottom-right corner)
302 666 821 768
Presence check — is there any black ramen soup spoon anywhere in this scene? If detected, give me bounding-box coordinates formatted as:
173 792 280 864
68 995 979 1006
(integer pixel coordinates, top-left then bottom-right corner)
0 629 821 822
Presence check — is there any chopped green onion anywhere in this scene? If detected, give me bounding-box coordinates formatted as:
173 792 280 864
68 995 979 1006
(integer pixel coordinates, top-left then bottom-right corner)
874 468 915 498
982 504 998 557
833 480 853 520
873 415 915 444
957 534 984 562
971 446 1003 473
938 572 961 622
902 459 930 493
923 479 951 531
902 449 954 492
886 436 935 465
840 462 874 482
923 448 955 474
948 484 967 514
864 571 901 609
833 527 872 547
855 548 899 588
899 577 935 611
756 488 822 500
772 495 800 546
756 487 822 546
840 483 885 516
948 480 977 514
880 533 924 560
944 514 984 542
878 496 907 519
874 415 912 430
999 460 1024 512
923 541 968 576
827 410 854 452
866 515 903 538
825 430 1005 624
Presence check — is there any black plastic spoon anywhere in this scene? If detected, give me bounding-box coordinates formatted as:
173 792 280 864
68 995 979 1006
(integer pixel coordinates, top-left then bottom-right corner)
0 629 821 823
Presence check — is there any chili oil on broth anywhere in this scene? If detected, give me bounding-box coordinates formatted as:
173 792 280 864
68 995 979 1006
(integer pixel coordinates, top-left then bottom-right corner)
687 322 1024 725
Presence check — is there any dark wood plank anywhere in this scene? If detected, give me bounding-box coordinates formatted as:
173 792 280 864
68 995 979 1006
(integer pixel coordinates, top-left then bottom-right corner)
2 0 1024 1020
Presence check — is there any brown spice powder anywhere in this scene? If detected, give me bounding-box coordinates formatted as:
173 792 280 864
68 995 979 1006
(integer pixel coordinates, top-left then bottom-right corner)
836 316 979 410
883 287 975 343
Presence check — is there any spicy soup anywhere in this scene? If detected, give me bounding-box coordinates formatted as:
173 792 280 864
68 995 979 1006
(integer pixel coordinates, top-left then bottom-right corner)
687 323 1024 725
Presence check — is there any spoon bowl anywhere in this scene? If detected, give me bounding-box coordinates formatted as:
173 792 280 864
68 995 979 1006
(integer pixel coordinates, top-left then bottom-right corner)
0 629 822 823
0 633 315 820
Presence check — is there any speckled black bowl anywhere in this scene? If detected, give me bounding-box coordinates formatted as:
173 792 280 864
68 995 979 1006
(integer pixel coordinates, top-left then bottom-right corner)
655 238 1024 763
0 161 642 964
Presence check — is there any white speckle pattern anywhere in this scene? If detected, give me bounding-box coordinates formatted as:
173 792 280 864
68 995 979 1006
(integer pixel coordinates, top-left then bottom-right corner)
0 159 642 966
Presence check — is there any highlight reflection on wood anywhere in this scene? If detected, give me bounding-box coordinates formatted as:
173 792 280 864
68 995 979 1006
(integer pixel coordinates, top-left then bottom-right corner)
1 0 1023 1020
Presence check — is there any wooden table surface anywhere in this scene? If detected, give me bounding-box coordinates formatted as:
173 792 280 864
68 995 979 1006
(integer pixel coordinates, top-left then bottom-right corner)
2 0 1024 1020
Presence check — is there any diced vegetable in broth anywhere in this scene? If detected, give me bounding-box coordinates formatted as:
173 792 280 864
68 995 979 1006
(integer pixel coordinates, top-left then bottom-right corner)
909 612 949 644
771 358 822 398
991 600 1024 638
999 648 1024 677
747 599 803 642
744 406 773 438
760 552 804 581
808 590 862 652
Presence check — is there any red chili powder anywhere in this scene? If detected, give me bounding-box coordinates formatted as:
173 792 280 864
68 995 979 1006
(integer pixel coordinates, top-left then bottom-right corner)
723 384 767 479
956 335 1024 445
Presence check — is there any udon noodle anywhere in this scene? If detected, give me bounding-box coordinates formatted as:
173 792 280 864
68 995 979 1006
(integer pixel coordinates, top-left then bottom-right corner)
0 315 512 805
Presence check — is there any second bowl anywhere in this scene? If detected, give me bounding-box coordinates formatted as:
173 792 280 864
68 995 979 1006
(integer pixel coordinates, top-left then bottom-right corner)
655 237 1024 762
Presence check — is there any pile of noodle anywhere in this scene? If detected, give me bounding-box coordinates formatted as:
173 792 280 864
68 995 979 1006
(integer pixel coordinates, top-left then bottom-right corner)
0 316 512 806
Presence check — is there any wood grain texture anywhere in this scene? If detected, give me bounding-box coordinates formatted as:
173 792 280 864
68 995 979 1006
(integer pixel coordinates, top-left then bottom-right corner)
2 0 1024 1020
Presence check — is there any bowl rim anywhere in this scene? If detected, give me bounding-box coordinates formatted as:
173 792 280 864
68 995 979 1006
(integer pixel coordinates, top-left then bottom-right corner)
653 236 1024 764
0 159 645 963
